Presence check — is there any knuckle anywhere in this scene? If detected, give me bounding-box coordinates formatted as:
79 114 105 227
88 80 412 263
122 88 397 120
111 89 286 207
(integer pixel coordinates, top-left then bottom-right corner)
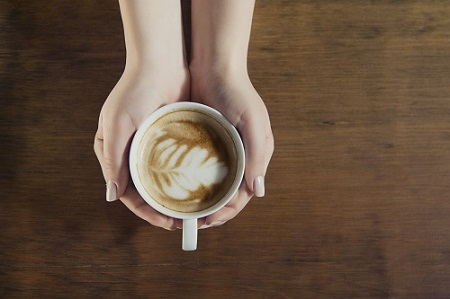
93 129 103 152
265 131 275 153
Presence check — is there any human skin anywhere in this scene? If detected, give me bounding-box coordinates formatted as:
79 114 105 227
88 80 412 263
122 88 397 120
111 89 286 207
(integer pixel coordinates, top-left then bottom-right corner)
94 0 274 230
189 0 274 227
94 0 188 230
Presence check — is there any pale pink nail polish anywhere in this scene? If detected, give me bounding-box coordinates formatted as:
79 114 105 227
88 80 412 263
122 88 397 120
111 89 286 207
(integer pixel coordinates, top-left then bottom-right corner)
106 181 118 202
253 176 265 197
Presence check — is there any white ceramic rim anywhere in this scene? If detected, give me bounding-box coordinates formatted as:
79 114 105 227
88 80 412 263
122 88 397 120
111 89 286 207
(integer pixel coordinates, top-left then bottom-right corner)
129 101 245 220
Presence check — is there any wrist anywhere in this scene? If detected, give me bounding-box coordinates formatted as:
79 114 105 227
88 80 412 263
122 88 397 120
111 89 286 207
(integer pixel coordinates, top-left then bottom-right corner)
189 56 249 85
189 57 252 105
124 50 189 78
119 59 190 103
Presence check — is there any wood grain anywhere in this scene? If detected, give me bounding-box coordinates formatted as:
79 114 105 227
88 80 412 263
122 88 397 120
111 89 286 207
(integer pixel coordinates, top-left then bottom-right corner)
1 0 450 298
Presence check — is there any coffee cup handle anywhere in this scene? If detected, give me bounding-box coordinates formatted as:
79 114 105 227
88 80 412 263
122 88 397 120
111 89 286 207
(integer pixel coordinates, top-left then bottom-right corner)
182 218 198 251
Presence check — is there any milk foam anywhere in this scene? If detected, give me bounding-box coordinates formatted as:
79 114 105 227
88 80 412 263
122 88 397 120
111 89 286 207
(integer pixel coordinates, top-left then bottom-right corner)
137 111 237 212
149 130 229 201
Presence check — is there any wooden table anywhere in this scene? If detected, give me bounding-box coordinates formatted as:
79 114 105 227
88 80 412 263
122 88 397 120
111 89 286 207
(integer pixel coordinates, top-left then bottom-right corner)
1 1 449 298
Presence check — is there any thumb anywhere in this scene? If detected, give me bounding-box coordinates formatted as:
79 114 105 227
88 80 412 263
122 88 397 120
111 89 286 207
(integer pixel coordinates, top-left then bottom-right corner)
238 109 274 198
94 112 135 202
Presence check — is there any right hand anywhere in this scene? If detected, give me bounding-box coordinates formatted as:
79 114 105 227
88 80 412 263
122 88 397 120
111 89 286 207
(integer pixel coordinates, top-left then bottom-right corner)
93 66 190 230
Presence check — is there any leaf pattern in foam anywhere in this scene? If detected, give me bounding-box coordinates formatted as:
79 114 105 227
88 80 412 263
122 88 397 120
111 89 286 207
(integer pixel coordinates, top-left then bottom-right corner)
148 128 229 201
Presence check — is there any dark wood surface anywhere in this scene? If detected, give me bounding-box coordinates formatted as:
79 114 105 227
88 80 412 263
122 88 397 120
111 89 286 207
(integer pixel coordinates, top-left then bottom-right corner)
1 1 450 298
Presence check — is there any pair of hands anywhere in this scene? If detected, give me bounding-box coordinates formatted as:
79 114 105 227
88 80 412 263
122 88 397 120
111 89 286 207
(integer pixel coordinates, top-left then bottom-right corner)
94 63 274 230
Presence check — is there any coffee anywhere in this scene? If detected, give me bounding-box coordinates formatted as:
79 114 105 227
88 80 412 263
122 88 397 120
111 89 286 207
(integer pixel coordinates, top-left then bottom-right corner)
135 109 238 213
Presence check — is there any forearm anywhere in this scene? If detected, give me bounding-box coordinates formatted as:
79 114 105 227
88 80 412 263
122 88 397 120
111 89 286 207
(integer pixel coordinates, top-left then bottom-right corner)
119 0 187 72
190 0 256 74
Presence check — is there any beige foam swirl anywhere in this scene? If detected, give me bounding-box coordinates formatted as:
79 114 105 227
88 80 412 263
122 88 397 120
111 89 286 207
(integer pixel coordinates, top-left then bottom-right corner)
149 134 228 201
140 119 231 209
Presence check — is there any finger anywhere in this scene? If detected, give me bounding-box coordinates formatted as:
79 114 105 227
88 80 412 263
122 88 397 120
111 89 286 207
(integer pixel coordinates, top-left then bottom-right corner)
120 185 182 230
96 111 135 201
93 120 105 167
94 113 107 180
197 217 208 229
202 182 253 227
237 105 274 198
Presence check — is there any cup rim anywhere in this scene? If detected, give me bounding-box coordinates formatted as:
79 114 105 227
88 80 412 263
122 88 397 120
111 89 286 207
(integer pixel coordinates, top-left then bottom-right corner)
129 101 245 219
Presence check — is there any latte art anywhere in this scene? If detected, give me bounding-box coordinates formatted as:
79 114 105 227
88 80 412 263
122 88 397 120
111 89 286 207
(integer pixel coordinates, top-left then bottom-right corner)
137 110 237 213
147 122 228 201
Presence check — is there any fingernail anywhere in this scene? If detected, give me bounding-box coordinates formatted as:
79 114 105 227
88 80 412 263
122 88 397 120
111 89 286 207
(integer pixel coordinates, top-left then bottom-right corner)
106 181 118 202
253 176 265 197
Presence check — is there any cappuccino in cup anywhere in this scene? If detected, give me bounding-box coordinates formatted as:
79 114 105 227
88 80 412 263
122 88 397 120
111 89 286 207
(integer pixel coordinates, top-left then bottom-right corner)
129 102 245 251
135 109 238 213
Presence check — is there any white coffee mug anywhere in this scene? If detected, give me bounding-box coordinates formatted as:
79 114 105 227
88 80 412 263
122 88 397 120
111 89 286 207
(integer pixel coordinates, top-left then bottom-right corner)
129 102 245 251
